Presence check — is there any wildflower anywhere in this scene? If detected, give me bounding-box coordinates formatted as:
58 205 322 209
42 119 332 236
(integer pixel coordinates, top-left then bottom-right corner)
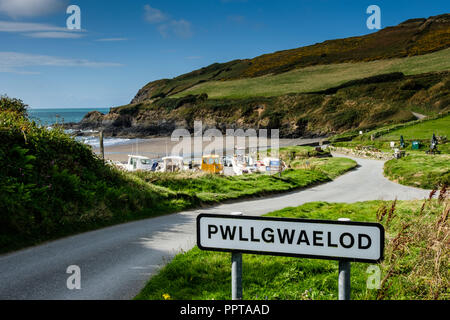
162 293 171 300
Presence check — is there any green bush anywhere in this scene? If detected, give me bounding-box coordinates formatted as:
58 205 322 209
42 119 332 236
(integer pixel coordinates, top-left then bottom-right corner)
0 111 171 251
332 110 359 129
0 95 28 116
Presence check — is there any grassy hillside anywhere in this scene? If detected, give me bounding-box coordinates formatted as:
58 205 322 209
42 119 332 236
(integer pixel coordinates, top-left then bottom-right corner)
241 15 450 78
74 15 450 140
136 196 449 300
131 14 450 103
103 71 449 139
173 48 450 99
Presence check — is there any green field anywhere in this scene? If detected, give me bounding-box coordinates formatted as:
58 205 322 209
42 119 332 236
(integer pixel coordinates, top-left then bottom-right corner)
331 114 450 189
136 197 449 300
173 48 450 99
332 114 450 148
376 114 450 141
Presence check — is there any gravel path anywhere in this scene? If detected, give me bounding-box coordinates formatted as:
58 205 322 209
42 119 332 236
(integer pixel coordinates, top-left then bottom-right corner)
0 154 430 300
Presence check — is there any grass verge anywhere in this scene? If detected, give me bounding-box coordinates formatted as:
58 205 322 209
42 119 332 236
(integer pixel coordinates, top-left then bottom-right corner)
132 155 356 203
290 157 358 180
384 154 450 189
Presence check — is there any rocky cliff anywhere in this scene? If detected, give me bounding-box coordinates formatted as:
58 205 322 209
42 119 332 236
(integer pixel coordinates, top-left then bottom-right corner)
69 71 450 138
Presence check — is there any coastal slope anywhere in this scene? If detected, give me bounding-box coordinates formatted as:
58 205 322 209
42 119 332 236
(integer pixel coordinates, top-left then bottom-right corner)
74 14 450 138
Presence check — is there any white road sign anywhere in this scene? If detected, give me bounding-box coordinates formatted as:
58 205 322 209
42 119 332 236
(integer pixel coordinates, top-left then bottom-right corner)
197 214 384 263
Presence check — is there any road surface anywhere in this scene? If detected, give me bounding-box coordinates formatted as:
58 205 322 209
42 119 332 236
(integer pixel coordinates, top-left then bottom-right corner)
0 154 430 300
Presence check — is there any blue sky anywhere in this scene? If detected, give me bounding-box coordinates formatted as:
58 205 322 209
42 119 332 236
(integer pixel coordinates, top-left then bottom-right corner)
0 0 448 109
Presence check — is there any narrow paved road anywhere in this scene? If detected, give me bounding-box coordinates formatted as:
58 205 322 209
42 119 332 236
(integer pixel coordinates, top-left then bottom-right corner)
0 154 430 300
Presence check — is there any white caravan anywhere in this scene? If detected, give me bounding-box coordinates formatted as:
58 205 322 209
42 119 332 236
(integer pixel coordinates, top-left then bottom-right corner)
160 156 186 172
121 155 156 172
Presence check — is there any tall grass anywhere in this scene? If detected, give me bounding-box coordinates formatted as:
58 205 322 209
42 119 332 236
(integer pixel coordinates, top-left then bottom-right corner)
375 187 449 299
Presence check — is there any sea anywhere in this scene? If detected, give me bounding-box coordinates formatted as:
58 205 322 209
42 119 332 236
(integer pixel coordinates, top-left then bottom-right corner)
28 108 135 148
29 107 110 125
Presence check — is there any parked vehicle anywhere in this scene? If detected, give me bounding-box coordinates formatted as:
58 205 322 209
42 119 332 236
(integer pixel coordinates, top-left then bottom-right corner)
160 156 186 172
119 155 158 172
222 156 234 167
201 154 223 174
261 157 284 173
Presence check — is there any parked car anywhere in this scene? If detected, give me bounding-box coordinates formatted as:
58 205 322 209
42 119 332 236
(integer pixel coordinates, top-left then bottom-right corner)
222 156 234 167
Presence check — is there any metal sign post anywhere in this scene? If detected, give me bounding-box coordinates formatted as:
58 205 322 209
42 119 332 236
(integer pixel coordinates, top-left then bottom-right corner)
197 213 384 300
338 260 351 300
231 252 243 300
338 218 351 300
230 212 243 300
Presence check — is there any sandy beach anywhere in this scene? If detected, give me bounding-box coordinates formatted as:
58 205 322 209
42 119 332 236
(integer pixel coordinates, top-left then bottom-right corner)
92 136 325 162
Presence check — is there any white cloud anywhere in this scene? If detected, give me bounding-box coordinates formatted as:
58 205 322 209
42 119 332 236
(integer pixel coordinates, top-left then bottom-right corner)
144 4 193 39
0 20 66 32
144 4 167 24
25 31 84 39
0 20 84 38
156 24 169 38
157 19 193 39
0 0 67 18
169 19 193 39
96 38 128 42
0 52 122 74
186 56 202 60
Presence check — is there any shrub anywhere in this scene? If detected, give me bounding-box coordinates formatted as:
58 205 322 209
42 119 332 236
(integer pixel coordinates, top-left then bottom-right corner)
0 95 28 116
0 111 168 251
